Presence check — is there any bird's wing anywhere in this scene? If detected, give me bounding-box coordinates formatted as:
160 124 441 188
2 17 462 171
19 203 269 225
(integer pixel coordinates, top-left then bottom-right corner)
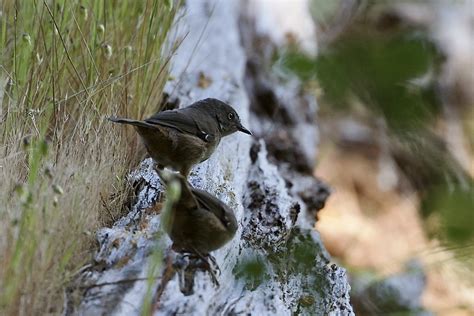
192 189 231 227
145 109 216 142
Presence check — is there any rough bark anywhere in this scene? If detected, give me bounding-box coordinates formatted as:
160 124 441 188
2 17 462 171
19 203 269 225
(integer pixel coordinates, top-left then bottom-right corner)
74 1 354 315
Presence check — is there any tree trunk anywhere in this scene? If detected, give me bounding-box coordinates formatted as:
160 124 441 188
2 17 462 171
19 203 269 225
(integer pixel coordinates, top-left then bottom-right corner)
74 1 354 315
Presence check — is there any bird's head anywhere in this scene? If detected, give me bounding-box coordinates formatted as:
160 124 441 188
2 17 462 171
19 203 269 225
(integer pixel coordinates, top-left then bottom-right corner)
199 98 252 137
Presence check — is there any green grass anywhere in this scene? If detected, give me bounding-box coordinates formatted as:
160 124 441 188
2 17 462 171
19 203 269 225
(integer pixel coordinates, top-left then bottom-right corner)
0 0 178 314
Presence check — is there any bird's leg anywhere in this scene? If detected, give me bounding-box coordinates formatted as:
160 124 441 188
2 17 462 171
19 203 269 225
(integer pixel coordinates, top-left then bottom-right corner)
207 254 221 276
202 261 219 287
207 254 218 269
188 247 220 286
201 253 220 276
172 251 219 293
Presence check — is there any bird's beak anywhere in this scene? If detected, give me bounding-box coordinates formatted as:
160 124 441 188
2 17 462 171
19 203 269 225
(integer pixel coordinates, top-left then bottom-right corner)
237 124 252 135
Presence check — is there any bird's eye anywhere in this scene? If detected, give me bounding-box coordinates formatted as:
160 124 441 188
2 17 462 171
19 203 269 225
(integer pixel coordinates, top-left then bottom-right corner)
228 113 234 120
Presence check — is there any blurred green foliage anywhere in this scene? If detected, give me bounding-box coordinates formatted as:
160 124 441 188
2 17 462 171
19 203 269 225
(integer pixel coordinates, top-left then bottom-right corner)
278 30 441 131
422 181 474 244
276 27 473 245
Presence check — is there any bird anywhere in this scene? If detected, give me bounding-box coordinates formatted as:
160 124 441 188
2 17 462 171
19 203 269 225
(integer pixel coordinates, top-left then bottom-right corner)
108 98 252 177
151 170 238 291
158 170 238 257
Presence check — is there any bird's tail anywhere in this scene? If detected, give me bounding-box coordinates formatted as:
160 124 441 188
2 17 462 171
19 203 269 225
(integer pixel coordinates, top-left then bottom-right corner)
107 117 155 129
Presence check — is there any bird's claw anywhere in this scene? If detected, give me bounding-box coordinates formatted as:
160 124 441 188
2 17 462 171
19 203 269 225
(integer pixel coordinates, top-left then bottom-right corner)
207 255 221 276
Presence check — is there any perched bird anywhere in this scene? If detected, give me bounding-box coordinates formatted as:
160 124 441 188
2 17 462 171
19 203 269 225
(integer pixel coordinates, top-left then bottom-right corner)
108 98 251 177
150 170 238 292
159 170 238 257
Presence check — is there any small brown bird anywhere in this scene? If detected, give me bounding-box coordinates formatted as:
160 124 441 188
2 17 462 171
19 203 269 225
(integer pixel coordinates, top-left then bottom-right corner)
109 98 251 177
159 170 238 257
